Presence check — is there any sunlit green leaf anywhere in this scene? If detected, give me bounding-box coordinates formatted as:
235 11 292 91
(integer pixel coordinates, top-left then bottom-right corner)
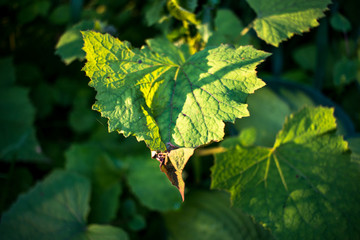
82 31 269 152
82 30 269 194
212 106 360 239
247 0 331 46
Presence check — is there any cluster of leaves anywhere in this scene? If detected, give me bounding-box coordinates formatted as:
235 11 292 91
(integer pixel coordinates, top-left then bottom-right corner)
1 0 360 239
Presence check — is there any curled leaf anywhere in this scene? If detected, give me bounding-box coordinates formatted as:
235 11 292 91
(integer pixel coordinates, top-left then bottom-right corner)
154 148 194 200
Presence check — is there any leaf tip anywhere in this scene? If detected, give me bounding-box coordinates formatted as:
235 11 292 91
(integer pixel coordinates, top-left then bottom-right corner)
160 162 186 201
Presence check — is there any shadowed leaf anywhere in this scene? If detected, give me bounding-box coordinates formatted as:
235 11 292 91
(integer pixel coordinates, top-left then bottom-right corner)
160 148 194 200
0 170 128 240
211 106 360 239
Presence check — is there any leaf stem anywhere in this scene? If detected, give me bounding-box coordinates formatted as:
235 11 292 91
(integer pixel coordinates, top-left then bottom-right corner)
174 66 180 81
195 146 226 156
240 21 254 37
273 154 288 191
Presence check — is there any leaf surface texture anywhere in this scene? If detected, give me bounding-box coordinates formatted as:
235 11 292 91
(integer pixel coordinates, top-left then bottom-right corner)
247 0 331 46
211 106 360 239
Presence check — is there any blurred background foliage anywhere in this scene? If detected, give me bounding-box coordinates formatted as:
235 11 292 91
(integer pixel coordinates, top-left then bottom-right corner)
0 0 359 239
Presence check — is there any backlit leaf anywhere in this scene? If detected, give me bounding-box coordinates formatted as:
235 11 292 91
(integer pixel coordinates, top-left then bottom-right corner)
247 0 331 46
82 30 269 195
211 106 360 239
82 31 268 151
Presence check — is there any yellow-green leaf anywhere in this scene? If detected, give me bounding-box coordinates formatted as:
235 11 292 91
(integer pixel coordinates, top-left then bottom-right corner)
247 0 331 46
82 30 269 195
82 31 269 152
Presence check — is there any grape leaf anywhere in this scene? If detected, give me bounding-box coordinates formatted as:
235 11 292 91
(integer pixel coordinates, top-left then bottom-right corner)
246 0 331 46
0 170 128 240
211 106 360 239
82 31 269 151
82 30 269 196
